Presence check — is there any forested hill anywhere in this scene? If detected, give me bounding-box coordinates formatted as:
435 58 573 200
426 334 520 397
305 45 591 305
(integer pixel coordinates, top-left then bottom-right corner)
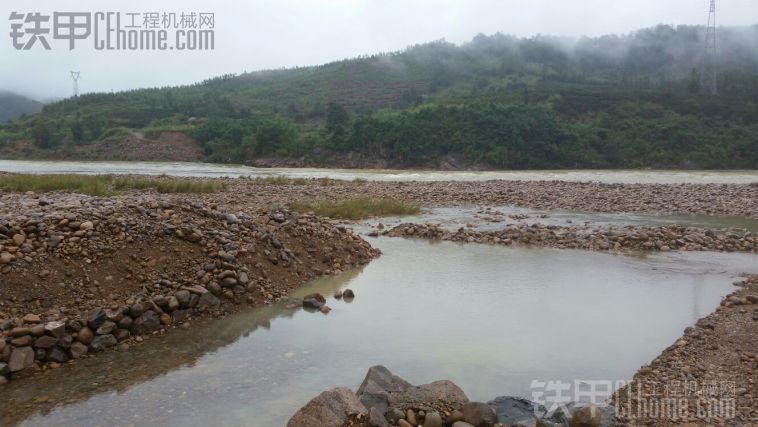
0 92 43 123
1 24 757 169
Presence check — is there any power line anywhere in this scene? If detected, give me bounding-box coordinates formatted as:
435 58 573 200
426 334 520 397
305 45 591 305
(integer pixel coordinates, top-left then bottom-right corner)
70 71 81 97
701 0 717 95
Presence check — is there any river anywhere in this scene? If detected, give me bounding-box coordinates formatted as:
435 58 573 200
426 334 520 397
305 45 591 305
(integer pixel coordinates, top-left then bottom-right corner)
1 160 757 184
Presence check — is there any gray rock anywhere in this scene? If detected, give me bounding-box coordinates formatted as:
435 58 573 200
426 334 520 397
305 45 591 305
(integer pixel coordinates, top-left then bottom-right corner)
175 290 191 307
44 321 66 338
132 311 161 335
459 402 497 427
357 365 413 413
488 396 546 425
89 334 117 352
87 308 108 330
69 342 88 359
423 412 443 427
47 347 69 363
96 320 117 335
286 387 367 427
368 406 389 427
452 422 475 427
388 380 469 410
8 347 35 372
198 292 221 308
33 335 59 349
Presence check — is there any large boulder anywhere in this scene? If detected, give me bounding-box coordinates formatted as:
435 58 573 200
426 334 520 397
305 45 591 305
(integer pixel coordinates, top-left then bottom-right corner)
488 396 546 425
287 387 367 427
388 380 469 410
459 401 497 427
356 365 413 412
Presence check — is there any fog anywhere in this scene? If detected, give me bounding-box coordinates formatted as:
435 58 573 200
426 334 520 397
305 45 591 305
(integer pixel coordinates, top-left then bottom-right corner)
1 0 756 100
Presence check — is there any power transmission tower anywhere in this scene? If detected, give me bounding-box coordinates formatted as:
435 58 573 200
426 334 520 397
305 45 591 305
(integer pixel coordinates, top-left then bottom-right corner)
700 0 717 95
70 71 81 97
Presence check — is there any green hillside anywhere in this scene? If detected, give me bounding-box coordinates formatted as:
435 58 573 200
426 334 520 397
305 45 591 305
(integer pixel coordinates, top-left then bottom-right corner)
0 92 43 123
1 24 757 168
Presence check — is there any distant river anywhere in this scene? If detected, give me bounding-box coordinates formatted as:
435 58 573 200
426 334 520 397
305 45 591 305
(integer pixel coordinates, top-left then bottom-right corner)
0 160 756 184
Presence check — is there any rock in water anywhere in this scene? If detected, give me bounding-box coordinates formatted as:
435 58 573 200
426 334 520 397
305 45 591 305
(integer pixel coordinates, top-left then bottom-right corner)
459 402 497 427
287 387 367 427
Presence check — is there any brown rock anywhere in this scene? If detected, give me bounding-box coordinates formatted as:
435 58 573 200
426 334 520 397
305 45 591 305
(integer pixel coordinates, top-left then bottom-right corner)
8 347 35 372
459 402 497 427
69 342 88 359
287 387 367 427
77 327 94 344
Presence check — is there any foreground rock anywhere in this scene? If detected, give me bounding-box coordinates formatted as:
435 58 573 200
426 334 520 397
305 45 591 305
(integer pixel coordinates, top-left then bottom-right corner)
289 366 615 427
288 387 367 427
0 193 378 383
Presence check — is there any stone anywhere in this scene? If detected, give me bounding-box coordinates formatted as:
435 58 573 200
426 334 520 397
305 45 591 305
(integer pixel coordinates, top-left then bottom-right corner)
29 325 45 336
388 380 469 410
369 406 389 427
22 313 41 324
0 252 13 264
357 365 413 413
8 347 35 372
343 289 355 298
87 308 108 330
302 293 326 309
198 292 221 308
406 409 418 425
166 296 180 312
77 327 94 344
459 402 497 427
96 321 117 335
79 221 94 231
114 329 131 342
569 405 602 427
89 334 117 352
488 396 545 425
132 311 161 335
387 408 405 424
117 316 133 330
46 348 68 363
9 327 30 337
33 335 58 349
398 421 413 427
175 290 191 307
452 423 475 427
129 303 145 317
448 410 465 424
44 321 66 338
0 362 9 376
423 412 443 427
12 234 25 246
11 335 33 346
286 387 367 427
69 342 88 359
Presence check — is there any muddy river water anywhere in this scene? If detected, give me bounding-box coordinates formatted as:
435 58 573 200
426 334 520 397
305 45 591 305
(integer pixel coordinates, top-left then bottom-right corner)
1 235 755 426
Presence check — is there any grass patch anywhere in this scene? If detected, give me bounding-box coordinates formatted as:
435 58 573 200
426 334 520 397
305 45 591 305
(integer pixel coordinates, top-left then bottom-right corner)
113 177 225 193
0 174 111 196
289 198 420 219
0 174 224 196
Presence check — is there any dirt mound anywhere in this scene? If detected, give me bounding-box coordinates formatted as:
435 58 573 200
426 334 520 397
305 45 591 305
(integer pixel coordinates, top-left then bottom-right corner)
87 131 204 161
0 191 378 383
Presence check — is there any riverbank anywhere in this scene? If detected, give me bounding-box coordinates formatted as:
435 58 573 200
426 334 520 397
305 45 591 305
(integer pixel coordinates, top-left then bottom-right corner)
0 190 378 385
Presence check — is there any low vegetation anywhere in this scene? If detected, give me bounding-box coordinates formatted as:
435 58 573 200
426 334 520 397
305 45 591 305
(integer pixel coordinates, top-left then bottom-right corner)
0 174 111 196
112 177 225 193
0 174 224 196
289 197 420 219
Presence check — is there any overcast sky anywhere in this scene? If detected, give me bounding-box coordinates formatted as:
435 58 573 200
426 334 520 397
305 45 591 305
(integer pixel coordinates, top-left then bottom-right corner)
2 0 756 100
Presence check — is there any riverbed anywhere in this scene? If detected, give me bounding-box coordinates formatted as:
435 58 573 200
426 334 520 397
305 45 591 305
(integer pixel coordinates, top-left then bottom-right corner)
1 159 757 184
1 236 753 427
